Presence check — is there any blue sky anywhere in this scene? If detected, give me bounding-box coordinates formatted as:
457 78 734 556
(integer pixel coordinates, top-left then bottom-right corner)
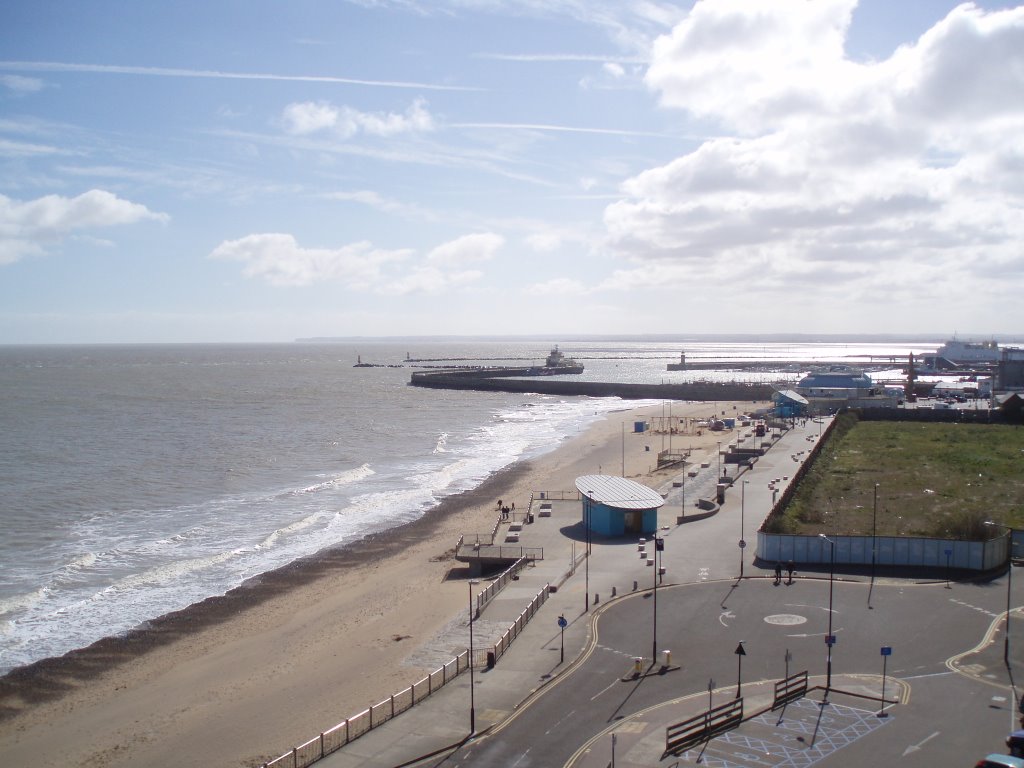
1 0 1022 343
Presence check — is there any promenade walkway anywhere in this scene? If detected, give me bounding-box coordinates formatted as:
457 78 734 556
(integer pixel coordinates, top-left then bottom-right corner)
317 417 831 768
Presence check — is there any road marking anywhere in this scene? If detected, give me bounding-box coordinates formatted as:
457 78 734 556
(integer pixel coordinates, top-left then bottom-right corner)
681 698 892 766
765 613 807 626
544 708 577 736
949 597 999 619
699 567 710 581
902 731 940 756
615 720 647 734
720 610 735 627
901 671 954 680
591 679 620 701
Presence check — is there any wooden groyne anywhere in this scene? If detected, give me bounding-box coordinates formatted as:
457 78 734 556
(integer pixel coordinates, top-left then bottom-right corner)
409 369 773 401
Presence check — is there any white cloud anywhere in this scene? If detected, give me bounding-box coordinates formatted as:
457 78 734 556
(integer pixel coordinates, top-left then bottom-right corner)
646 0 860 134
526 232 562 252
426 232 504 266
282 98 435 138
326 189 438 220
0 74 44 93
602 62 626 78
529 277 587 295
0 138 66 158
0 189 168 265
209 233 410 287
281 101 339 134
382 266 484 296
604 1 1024 307
209 231 500 293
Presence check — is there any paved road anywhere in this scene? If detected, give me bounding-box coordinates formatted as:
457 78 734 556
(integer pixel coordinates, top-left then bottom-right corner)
443 578 1018 767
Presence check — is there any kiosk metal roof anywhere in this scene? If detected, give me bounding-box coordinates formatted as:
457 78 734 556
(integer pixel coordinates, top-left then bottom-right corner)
574 475 665 510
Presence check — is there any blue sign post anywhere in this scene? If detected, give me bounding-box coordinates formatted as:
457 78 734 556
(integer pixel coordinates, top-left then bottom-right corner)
558 614 568 664
879 646 892 718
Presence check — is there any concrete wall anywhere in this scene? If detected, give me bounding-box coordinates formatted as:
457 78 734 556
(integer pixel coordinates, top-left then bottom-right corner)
756 530 1005 572
582 502 658 536
410 371 774 402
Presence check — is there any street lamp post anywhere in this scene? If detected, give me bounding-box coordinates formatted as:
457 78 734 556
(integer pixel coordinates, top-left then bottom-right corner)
734 641 746 698
468 579 479 733
985 521 1013 666
653 537 664 661
819 534 836 691
585 492 593 613
871 483 879 583
739 480 748 579
717 441 722 479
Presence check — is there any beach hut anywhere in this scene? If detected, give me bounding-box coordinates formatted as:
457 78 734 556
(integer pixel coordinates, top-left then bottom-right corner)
574 475 665 537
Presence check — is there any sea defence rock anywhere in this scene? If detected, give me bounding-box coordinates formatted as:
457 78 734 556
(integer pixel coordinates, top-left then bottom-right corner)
409 369 773 401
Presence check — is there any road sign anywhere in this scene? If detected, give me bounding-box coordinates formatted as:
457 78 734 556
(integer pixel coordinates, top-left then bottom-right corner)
738 539 746 549
881 646 892 656
735 642 746 656
826 635 837 646
655 537 665 551
557 615 568 629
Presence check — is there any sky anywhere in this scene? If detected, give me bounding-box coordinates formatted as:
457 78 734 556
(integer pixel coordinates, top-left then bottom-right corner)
1 0 1022 343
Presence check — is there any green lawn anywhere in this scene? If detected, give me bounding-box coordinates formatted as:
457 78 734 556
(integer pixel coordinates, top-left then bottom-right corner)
765 414 1024 539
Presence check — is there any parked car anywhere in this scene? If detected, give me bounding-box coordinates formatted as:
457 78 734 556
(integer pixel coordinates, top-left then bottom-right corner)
976 755 1024 768
1007 729 1024 757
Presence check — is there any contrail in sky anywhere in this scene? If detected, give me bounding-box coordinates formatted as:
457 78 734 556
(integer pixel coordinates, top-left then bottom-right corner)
0 61 482 91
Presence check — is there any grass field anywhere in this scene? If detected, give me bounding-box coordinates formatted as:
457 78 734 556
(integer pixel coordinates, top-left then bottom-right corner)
765 413 1024 539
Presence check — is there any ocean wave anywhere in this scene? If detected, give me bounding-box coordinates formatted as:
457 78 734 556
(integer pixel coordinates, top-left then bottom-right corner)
433 432 449 454
291 463 375 496
257 511 328 550
0 585 50 621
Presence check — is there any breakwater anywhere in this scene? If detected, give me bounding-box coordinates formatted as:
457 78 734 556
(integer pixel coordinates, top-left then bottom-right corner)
409 369 773 401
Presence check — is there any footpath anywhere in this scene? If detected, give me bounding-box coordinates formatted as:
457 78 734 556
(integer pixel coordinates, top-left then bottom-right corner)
315 417 831 768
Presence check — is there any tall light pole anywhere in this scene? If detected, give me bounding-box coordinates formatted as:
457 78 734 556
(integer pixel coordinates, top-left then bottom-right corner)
717 441 722 479
819 534 836 691
985 521 1013 666
739 480 748 579
653 537 664 661
585 491 593 613
871 483 879 583
468 579 479 733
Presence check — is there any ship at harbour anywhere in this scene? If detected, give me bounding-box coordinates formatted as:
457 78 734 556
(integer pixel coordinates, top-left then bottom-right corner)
529 345 584 375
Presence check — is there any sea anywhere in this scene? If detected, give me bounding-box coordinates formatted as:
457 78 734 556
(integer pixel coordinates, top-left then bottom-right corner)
0 338 943 675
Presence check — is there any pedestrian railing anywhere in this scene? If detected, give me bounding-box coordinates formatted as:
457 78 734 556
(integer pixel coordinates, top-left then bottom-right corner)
664 697 744 756
476 557 530 617
772 671 808 710
262 651 468 768
491 584 549 663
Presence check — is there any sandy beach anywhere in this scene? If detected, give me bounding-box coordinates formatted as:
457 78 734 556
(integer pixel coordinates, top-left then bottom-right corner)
0 399 763 768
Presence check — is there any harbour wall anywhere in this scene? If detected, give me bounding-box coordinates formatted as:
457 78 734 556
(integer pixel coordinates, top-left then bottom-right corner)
409 370 773 401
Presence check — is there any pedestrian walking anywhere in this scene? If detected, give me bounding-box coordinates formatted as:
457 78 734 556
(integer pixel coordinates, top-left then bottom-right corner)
774 562 783 585
786 560 795 584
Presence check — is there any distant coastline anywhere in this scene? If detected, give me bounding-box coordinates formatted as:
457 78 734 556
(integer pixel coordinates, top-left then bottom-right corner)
296 332 988 344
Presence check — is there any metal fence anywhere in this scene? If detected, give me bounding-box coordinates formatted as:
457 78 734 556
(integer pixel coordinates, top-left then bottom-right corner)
492 584 549 663
476 557 530 616
263 651 468 768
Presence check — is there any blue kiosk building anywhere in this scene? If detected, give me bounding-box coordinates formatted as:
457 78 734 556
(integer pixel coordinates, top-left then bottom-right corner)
574 474 666 537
